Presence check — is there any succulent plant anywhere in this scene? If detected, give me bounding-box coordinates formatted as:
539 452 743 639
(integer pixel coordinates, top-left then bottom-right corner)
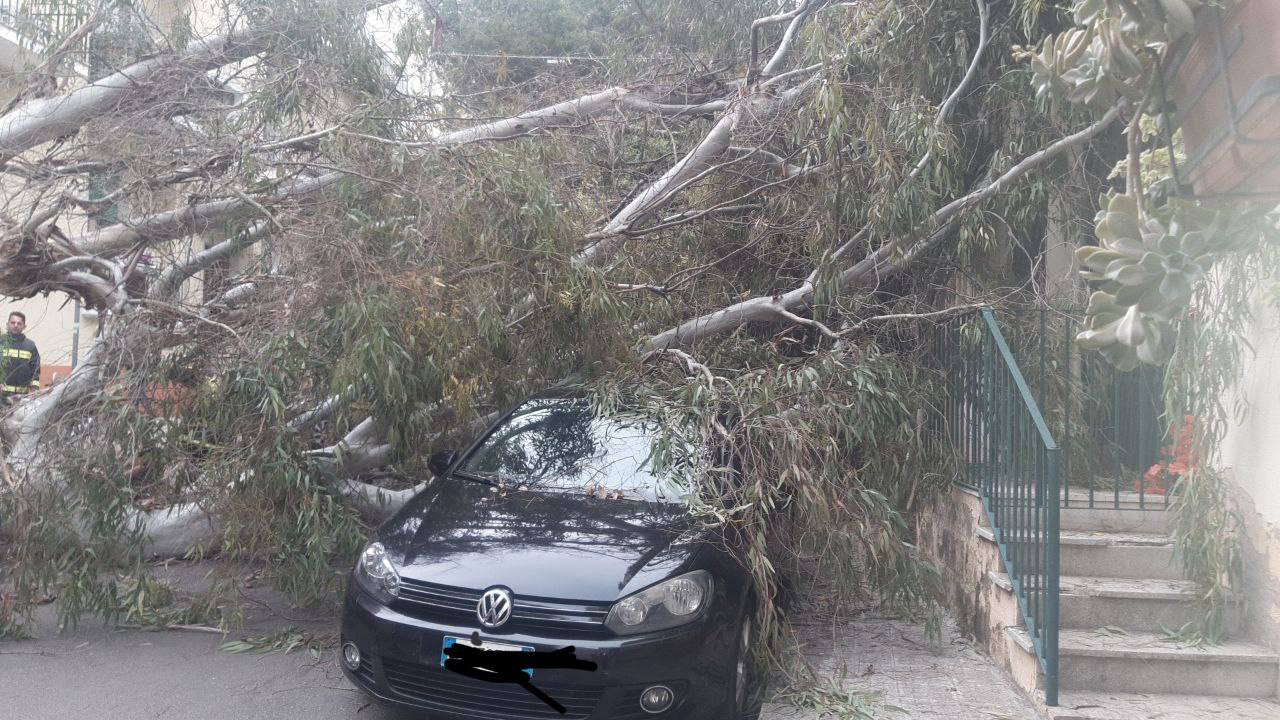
1075 194 1278 369
1030 0 1204 108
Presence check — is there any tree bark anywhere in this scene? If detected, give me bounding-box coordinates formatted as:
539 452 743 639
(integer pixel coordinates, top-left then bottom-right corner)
72 172 341 257
0 0 396 158
642 105 1123 351
434 88 728 146
575 108 743 268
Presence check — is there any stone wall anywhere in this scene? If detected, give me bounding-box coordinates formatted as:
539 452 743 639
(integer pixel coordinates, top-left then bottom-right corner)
915 485 1034 690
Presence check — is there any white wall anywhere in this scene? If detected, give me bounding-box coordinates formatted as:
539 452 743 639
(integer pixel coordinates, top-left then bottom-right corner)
1221 299 1280 525
1218 295 1280 651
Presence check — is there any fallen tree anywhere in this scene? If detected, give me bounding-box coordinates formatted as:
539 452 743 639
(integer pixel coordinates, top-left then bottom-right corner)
0 0 1131 638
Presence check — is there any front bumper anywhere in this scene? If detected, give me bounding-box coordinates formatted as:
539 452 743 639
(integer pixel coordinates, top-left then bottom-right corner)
340 582 737 720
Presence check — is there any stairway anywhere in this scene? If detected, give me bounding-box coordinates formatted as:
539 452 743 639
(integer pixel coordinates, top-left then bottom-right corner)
986 504 1280 719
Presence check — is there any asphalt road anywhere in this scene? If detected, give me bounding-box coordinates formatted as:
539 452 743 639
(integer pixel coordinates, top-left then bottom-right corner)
0 620 404 720
0 562 1042 720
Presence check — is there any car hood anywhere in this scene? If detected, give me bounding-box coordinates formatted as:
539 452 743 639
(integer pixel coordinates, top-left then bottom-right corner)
379 478 700 602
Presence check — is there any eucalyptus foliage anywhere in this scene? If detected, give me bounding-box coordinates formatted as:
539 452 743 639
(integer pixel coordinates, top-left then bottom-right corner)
0 0 1124 656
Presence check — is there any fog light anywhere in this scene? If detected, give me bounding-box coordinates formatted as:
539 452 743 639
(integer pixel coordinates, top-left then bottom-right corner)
341 641 361 671
639 685 674 714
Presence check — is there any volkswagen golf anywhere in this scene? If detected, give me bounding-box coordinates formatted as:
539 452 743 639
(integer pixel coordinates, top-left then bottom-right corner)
339 394 763 719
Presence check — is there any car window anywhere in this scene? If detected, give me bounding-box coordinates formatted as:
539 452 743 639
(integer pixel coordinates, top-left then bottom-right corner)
457 399 696 503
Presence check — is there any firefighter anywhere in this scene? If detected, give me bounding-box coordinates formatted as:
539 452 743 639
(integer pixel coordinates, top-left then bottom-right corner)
0 311 40 404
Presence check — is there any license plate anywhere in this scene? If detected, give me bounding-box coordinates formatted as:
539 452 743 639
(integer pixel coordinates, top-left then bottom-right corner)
441 635 535 678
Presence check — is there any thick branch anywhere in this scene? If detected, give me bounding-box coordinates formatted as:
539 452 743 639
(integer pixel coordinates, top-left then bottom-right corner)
575 108 742 267
751 0 824 78
761 0 827 76
434 88 728 146
575 80 820 268
150 221 270 301
642 106 1123 351
72 172 341 256
910 0 990 179
0 0 393 157
287 394 344 433
5 339 107 471
214 281 257 306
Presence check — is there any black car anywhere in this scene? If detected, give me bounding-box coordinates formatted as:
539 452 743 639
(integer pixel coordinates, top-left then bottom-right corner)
340 395 763 720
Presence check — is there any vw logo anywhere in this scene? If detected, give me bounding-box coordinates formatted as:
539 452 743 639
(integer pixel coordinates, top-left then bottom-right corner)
476 587 513 628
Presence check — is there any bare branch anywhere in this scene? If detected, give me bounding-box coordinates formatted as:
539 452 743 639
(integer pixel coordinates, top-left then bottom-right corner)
215 281 258 305
0 1 395 157
751 0 824 78
288 394 344 433
910 0 990 179
433 88 729 146
72 172 342 256
48 255 123 288
575 108 742 267
150 222 271 301
642 106 1124 351
762 1 829 76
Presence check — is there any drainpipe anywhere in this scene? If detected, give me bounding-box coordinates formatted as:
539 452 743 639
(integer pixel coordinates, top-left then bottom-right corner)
71 299 80 369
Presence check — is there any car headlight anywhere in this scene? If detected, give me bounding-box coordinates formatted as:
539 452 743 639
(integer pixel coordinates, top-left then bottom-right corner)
605 570 712 635
354 541 400 601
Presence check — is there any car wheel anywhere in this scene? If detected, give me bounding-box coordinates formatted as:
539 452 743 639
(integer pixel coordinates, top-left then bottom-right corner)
730 611 764 720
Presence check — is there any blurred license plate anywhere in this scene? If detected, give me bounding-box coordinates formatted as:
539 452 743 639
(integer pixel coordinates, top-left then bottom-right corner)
440 635 534 678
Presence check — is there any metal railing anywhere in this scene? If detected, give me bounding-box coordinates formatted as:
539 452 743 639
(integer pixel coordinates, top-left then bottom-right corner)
932 308 1061 706
997 307 1171 511
0 0 92 66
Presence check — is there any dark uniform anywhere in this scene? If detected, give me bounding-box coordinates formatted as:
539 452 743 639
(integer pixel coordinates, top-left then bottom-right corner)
0 332 40 400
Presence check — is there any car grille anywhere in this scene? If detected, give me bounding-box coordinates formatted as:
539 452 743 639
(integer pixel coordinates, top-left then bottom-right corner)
354 656 377 685
397 578 612 634
381 657 604 719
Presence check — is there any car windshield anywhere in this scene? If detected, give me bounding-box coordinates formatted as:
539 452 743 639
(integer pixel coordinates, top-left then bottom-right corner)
456 398 696 504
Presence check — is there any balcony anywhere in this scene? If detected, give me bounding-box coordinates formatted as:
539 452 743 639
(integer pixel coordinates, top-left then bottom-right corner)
0 0 90 78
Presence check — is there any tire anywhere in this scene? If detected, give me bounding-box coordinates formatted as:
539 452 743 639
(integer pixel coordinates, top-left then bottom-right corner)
730 611 765 720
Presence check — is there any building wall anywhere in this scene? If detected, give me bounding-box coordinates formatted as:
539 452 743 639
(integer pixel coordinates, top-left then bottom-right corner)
0 0 189 386
915 485 1040 693
1221 299 1280 521
1219 298 1280 651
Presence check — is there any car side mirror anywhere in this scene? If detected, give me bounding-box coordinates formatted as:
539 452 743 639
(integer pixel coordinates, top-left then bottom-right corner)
428 451 457 477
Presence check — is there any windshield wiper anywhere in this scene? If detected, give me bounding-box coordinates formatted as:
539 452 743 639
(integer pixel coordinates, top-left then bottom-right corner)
451 469 500 487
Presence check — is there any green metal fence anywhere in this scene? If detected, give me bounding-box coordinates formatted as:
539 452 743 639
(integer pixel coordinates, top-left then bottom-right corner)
998 307 1170 511
0 1 158 76
0 0 92 65
933 308 1061 706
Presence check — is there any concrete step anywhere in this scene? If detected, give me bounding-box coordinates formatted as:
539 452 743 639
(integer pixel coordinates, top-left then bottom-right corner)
1048 691 1280 719
1059 531 1180 580
976 502 1170 533
987 573 1237 635
1061 507 1169 534
1039 628 1280 697
1058 576 1241 634
979 526 1182 580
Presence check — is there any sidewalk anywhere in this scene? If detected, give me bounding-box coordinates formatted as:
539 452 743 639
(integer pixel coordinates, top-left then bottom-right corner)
768 613 1042 720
